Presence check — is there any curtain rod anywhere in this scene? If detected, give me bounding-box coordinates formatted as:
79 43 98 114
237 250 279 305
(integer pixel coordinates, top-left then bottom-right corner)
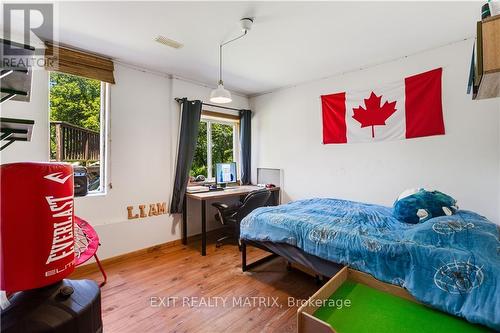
175 98 246 112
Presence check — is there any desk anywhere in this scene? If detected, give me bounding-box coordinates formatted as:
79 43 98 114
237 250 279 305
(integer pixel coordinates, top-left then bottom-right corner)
182 185 280 256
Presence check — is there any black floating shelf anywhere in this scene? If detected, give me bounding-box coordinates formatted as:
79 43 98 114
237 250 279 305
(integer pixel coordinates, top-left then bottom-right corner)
1 117 35 151
0 38 35 51
0 88 29 103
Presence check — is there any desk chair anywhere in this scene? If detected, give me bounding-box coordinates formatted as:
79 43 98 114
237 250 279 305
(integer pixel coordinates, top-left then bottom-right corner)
212 189 271 249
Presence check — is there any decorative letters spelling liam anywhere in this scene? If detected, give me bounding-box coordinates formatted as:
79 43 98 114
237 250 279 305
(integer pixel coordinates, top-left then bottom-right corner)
127 202 167 220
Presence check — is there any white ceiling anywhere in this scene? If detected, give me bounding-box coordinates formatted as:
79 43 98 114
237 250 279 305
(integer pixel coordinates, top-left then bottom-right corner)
12 1 482 95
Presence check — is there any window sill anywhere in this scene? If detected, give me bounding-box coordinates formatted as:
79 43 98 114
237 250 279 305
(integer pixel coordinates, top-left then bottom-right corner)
75 191 107 199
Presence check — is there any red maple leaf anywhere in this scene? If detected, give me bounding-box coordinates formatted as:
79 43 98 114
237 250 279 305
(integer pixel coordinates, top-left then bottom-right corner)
352 92 397 138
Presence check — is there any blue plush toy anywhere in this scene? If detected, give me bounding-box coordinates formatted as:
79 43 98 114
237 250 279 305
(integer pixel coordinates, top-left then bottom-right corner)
393 188 458 224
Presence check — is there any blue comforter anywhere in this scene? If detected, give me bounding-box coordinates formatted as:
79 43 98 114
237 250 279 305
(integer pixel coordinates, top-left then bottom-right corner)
240 198 500 330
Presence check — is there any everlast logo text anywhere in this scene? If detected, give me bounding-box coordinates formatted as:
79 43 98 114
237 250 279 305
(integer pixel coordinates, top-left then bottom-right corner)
45 195 74 264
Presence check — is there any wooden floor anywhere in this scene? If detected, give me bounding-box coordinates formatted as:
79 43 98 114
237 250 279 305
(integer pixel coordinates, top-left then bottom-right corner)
70 237 321 333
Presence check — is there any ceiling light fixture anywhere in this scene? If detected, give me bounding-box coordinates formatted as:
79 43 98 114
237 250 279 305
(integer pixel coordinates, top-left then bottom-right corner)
210 18 253 104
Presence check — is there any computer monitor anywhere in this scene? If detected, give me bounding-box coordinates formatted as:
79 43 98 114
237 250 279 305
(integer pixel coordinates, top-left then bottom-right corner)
215 162 237 186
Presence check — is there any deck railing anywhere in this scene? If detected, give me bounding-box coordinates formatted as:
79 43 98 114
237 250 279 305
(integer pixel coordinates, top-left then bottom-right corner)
50 121 100 162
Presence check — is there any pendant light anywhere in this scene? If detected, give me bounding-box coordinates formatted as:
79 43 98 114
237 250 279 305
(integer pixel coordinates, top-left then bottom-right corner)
210 18 253 104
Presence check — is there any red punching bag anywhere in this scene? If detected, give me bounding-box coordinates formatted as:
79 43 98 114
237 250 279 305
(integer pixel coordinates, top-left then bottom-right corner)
1 162 75 292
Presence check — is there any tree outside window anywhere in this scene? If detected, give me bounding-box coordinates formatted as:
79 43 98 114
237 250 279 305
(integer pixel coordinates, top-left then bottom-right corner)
49 72 107 194
190 118 237 180
211 122 234 175
49 72 101 134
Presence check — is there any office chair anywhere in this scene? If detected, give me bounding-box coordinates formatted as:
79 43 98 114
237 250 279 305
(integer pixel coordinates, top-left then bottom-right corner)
212 189 271 249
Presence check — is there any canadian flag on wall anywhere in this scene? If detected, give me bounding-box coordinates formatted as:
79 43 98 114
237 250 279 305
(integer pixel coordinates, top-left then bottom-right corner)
321 68 445 144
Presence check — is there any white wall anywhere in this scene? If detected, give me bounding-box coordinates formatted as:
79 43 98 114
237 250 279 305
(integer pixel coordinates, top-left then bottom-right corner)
75 64 175 259
0 64 249 259
250 39 500 224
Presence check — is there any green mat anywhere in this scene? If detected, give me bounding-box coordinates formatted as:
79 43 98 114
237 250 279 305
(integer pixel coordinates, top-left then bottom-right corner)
313 280 491 333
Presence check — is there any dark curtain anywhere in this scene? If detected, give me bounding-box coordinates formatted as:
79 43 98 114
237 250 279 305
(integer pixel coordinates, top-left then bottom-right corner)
170 99 202 213
239 109 252 185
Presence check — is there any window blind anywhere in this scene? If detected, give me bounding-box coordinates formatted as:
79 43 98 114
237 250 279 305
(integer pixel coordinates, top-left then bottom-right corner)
201 110 240 122
45 43 115 84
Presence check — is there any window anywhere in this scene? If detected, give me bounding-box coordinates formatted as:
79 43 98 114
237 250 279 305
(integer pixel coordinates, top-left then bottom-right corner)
49 72 108 195
190 115 239 181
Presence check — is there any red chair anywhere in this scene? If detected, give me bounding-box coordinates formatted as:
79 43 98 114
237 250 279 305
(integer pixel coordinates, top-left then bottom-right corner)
74 216 107 287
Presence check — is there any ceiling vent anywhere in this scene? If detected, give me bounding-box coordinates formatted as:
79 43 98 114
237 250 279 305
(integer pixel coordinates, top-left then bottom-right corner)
154 35 183 49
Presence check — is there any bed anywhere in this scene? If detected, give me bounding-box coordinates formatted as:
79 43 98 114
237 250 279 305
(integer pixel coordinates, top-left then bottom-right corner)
239 198 500 331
